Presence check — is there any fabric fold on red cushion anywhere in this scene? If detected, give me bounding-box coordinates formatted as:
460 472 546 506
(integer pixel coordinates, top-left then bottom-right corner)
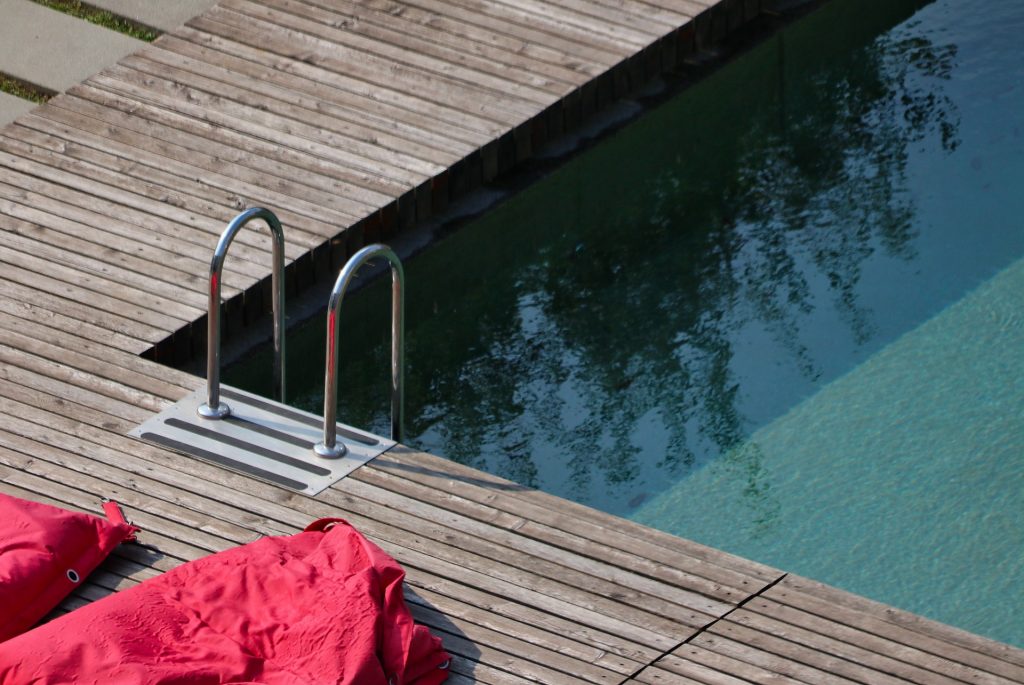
0 516 449 685
0 493 139 643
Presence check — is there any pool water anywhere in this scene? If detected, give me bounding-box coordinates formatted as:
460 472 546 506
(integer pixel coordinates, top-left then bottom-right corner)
226 0 1024 646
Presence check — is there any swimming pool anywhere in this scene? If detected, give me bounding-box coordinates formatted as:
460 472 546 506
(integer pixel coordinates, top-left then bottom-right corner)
226 0 1024 646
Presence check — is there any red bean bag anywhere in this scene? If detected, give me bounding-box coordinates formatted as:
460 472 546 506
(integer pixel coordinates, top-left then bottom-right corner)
0 517 450 685
0 493 138 643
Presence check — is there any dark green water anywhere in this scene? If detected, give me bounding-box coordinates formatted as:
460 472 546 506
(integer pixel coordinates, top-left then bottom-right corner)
227 0 1024 645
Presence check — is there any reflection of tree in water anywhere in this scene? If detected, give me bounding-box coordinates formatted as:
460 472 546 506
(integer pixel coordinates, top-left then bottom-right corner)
301 7 962 518
470 22 949 507
736 26 960 351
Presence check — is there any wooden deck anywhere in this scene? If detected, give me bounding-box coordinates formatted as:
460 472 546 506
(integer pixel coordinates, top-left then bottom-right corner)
0 0 1022 682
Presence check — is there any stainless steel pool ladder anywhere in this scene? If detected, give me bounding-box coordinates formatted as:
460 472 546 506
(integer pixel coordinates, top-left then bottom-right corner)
315 244 405 458
194 207 402 458
131 211 398 494
198 207 286 419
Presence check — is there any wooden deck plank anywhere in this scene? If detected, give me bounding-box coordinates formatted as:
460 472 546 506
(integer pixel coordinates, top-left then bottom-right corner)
0 439 287 549
738 598 1021 685
630 663 710 685
325 484 728 629
388 0 624 70
0 466 244 556
0 163 273 280
0 206 207 315
91 64 431 195
5 95 364 238
509 0 684 36
166 25 504 142
6 339 688 679
0 285 150 354
766 576 1024 677
413 602 625 684
406 567 661 666
351 460 765 607
0 320 188 401
339 472 736 618
0 432 692 679
17 99 374 240
249 0 579 94
372 447 780 586
0 195 211 305
189 10 543 123
0 348 720 667
60 83 408 209
0 438 275 546
0 141 275 247
0 315 200 390
314 497 700 648
632 650 766 684
121 51 452 177
406 583 648 675
0 278 153 354
0 348 168 418
0 242 194 329
690 626 866 685
487 0 665 47
0 383 316 533
2 423 688 675
152 33 485 154
636 583 1024 685
572 0 701 29
214 1 560 108
0 147 290 271
407 0 641 58
129 48 467 167
0 262 177 342
283 0 599 85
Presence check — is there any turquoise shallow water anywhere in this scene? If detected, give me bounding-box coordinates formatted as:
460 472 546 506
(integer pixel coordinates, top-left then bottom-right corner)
628 0 1024 646
635 256 1024 645
227 0 1024 645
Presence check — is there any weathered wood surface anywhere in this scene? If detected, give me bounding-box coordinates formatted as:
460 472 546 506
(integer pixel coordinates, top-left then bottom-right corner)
0 0 1022 682
630 575 1024 684
0 0 754 363
0 323 781 681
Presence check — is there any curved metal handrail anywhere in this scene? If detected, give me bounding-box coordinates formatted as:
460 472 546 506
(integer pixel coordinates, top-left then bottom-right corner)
198 208 286 419
315 244 404 458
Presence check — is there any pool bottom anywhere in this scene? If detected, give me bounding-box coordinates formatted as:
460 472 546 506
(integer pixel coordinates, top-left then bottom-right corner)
633 256 1024 648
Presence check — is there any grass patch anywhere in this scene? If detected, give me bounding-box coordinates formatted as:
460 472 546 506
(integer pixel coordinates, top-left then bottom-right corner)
29 0 161 41
0 73 52 104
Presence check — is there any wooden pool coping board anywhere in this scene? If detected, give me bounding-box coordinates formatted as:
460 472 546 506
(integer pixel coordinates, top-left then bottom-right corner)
0 0 1022 682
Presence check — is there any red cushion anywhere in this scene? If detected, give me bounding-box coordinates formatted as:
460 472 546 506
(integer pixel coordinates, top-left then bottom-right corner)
0 517 449 684
0 493 138 642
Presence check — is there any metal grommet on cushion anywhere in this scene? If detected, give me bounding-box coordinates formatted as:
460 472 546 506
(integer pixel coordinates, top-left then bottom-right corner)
66 569 80 583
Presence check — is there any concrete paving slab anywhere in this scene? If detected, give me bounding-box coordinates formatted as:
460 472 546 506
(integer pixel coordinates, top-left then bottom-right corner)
0 0 144 93
84 0 221 32
0 91 38 127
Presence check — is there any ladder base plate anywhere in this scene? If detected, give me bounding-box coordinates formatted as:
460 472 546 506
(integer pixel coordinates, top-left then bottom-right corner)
129 386 394 495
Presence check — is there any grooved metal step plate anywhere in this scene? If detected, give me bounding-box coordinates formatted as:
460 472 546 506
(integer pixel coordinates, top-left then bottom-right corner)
129 386 394 495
